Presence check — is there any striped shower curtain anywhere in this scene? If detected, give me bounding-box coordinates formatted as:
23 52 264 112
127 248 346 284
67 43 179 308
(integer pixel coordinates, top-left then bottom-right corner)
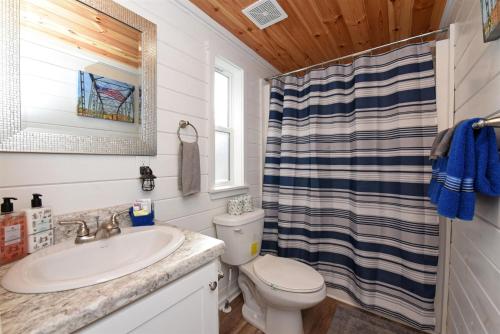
262 43 439 331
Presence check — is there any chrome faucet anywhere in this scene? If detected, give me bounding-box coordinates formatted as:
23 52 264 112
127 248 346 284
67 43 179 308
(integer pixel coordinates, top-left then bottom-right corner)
59 209 129 244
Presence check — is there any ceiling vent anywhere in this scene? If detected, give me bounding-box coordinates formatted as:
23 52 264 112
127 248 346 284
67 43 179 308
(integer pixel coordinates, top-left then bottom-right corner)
242 0 288 30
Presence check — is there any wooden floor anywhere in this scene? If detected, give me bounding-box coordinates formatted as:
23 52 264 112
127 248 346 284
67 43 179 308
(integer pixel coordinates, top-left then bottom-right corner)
219 295 337 334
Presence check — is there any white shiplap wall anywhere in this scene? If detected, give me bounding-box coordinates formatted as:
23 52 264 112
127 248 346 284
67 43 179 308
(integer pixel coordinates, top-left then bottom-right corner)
0 0 276 303
441 0 500 333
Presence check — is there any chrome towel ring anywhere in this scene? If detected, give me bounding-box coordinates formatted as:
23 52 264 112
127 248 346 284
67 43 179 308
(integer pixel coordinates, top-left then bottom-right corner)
177 120 199 143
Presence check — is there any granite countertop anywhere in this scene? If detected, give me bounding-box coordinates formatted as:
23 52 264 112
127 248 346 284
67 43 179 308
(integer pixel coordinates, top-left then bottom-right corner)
0 229 225 334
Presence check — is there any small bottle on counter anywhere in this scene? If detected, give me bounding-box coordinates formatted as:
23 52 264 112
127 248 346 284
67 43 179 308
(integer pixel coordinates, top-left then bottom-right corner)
0 197 28 265
24 194 53 253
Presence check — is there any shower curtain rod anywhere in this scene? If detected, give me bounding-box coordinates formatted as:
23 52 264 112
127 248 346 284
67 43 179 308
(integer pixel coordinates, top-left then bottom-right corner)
265 27 449 81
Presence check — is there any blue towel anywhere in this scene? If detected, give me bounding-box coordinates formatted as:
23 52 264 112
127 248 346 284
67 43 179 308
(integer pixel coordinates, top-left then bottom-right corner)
429 158 447 204
429 119 479 220
475 126 500 196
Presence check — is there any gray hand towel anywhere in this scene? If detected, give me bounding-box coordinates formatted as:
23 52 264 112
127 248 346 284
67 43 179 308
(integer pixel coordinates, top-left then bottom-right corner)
430 120 465 160
429 129 450 160
178 142 200 196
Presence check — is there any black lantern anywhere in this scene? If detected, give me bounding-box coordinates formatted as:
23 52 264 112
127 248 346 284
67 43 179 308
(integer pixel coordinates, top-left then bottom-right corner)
139 166 156 191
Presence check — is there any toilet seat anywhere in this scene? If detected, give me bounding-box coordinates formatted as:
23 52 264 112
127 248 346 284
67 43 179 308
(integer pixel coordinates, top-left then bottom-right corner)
253 255 324 293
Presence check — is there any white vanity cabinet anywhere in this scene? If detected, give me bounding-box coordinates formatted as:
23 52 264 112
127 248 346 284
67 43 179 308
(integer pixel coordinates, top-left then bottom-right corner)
79 261 219 334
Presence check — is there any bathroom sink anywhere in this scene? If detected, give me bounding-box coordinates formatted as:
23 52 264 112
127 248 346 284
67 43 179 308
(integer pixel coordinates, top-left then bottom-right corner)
1 225 185 293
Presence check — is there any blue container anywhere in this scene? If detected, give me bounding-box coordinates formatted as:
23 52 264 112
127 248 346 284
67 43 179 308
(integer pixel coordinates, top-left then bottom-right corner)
129 207 155 226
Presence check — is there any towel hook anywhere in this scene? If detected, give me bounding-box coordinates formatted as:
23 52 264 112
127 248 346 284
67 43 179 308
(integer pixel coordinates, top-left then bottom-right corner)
177 120 199 143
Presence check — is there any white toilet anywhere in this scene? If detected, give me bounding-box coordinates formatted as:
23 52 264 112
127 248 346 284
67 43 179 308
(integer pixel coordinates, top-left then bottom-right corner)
214 209 326 334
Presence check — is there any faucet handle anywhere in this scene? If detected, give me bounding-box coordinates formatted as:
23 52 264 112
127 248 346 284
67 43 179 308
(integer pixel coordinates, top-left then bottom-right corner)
111 209 129 227
59 220 90 237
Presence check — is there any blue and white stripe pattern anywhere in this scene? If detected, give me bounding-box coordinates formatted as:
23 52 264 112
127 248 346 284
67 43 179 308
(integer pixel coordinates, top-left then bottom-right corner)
444 176 474 192
262 43 439 331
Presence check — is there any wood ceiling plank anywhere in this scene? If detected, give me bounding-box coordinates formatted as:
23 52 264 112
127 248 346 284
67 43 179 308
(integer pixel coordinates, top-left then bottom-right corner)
314 0 356 56
236 0 314 69
411 0 437 34
224 0 316 70
222 0 323 71
400 0 415 38
283 1 341 61
213 0 294 70
308 1 343 58
228 0 305 71
336 0 371 52
189 0 449 74
233 19 308 70
387 0 402 42
264 24 318 68
429 0 448 31
273 3 331 66
191 0 292 71
364 0 390 47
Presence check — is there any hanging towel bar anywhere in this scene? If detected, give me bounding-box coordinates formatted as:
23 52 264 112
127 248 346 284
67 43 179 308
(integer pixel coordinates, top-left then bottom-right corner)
472 110 500 129
177 120 199 143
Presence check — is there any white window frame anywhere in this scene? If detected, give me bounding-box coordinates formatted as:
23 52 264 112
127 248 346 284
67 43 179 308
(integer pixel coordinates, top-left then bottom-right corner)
214 67 233 187
210 57 247 199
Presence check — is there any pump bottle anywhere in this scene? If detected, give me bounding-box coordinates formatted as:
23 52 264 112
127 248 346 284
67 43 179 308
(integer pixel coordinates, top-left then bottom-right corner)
0 197 28 265
24 193 53 253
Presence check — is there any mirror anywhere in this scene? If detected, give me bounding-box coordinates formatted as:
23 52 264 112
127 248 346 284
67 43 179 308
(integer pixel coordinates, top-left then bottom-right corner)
0 0 157 155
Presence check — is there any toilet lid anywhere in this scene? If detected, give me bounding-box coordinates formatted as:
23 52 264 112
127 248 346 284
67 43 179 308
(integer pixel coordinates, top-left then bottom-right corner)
253 255 324 293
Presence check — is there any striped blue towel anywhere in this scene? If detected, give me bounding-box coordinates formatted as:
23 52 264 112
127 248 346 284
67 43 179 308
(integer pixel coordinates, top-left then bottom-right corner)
475 125 500 196
429 118 479 220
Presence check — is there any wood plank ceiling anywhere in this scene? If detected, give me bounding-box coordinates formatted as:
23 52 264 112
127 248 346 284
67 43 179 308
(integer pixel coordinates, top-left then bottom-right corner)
190 0 448 73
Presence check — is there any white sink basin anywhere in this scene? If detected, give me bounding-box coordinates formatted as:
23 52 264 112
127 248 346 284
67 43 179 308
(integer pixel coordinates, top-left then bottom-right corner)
2 225 185 293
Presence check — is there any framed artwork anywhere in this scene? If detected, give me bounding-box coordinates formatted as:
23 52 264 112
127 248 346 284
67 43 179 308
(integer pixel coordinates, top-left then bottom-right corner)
77 70 135 123
481 0 500 42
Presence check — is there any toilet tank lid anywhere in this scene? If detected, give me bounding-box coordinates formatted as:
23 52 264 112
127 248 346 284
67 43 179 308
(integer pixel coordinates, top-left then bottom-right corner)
213 209 265 226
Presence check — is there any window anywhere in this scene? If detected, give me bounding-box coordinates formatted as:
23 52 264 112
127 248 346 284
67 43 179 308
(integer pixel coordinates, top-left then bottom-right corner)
211 57 245 196
214 70 231 184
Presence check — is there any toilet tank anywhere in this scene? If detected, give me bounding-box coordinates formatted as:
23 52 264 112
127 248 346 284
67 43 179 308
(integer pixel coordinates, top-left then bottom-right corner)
213 209 265 266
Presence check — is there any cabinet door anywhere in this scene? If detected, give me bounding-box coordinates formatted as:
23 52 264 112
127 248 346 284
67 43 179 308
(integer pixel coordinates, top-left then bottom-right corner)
80 261 219 334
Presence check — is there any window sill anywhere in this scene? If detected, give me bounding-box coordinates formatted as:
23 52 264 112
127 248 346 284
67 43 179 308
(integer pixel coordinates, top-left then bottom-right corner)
209 185 249 200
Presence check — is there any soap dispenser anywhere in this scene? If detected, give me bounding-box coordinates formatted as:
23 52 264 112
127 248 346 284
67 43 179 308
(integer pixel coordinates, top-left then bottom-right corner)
0 197 28 265
24 193 53 253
